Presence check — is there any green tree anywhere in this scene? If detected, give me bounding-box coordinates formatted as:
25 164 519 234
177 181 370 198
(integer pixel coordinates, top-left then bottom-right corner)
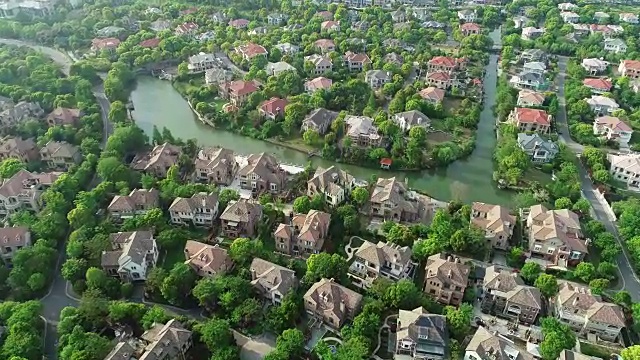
520 262 542 283
218 189 240 209
444 304 473 338
304 253 348 284
613 290 632 308
351 187 369 207
383 279 422 309
535 274 559 298
589 278 609 295
574 262 596 283
0 159 25 178
621 345 640 360
539 317 576 360
293 196 312 214
161 263 197 306
229 238 263 266
554 197 572 210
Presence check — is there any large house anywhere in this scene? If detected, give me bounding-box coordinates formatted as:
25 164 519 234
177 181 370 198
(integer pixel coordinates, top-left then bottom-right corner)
481 266 542 325
365 70 392 89
0 136 38 163
348 240 415 289
91 38 120 52
593 116 633 148
583 78 613 94
344 52 371 71
426 71 454 89
219 80 259 106
265 61 296 76
302 108 338 135
370 177 422 222
307 166 355 207
465 327 534 360
259 97 288 120
236 43 268 61
345 115 383 148
104 320 192 360
0 101 43 127
187 53 216 74
525 205 587 268
586 95 620 115
314 39 336 53
0 227 30 264
108 188 160 222
555 281 626 342
419 87 446 105
184 240 233 277
219 199 263 238
39 141 81 170
604 38 627 53
508 108 551 134
516 90 545 108
427 56 462 73
560 11 579 23
517 133 559 163
274 209 331 256
304 77 333 93
608 153 640 191
509 71 544 90
304 278 363 329
395 308 449 360
471 202 515 251
393 110 430 132
582 58 609 75
457 9 476 22
169 192 218 227
460 23 481 36
194 147 237 185
423 253 470 306
47 107 81 127
237 153 287 194
250 258 298 305
101 231 158 281
130 143 182 178
0 170 57 217
304 54 333 75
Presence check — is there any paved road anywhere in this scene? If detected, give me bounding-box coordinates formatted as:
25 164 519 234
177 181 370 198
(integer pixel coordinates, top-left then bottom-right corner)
555 56 640 300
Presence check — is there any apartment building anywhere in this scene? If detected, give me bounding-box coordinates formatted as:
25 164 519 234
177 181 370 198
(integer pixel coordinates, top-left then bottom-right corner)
348 240 415 288
423 253 470 306
101 231 158 281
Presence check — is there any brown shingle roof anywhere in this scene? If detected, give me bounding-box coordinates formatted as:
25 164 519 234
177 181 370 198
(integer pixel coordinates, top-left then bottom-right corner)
169 192 218 213
108 188 160 212
304 278 363 324
219 199 262 223
425 253 470 288
354 240 412 268
184 240 233 276
0 226 30 248
250 257 297 295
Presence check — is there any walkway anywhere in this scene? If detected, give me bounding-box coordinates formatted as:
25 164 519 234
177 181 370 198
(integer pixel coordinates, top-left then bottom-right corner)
372 314 397 358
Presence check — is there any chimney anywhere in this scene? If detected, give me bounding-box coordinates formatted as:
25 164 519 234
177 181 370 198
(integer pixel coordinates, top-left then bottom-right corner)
454 257 461 263
250 268 256 279
447 269 452 279
495 279 500 289
447 255 453 262
573 297 579 306
339 300 345 313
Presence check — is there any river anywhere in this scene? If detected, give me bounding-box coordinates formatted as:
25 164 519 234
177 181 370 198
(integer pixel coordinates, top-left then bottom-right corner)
130 32 509 205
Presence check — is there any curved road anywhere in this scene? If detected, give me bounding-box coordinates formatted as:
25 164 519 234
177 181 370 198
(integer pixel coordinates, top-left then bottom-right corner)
555 56 640 300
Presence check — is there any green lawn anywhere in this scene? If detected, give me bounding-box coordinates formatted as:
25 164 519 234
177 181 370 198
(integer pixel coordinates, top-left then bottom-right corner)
579 342 619 359
161 249 184 270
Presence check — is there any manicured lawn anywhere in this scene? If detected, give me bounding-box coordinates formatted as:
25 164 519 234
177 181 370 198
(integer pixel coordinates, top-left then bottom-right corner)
523 168 553 186
212 98 226 111
579 342 619 359
161 249 184 270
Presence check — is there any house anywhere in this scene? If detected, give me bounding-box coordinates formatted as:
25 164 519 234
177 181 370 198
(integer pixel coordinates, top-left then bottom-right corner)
274 209 331 256
0 101 43 126
481 266 542 325
39 141 81 170
194 147 237 185
517 133 559 163
509 71 544 90
219 199 263 238
219 80 259 107
428 56 461 73
302 108 338 135
619 59 640 78
352 20 369 31
593 116 633 147
204 68 232 86
526 205 587 267
265 61 296 76
105 320 193 360
345 115 383 147
392 8 407 22
187 53 216 74
560 11 580 23
91 38 120 52
457 9 476 22
508 108 551 134
517 90 545 107
520 49 546 62
344 52 371 71
139 37 161 48
248 26 268 36
521 27 544 40
582 58 609 75
608 153 640 191
423 21 445 28
183 240 233 278
426 71 453 89
211 11 226 24
620 12 639 24
304 54 333 75
47 107 81 127
101 231 158 281
0 227 30 264
419 87 446 104
393 110 430 132
348 240 415 288
460 23 481 36
235 43 268 61
604 38 627 53
304 77 333 93
314 39 336 53
169 192 218 227
365 70 392 89
471 203 516 251
175 22 198 36
583 78 612 94
395 308 448 360
512 15 530 29
558 2 578 10
228 18 249 29
423 253 470 306
316 10 333 20
274 42 299 55
320 20 340 32
0 137 38 163
237 153 287 194
586 95 619 115
0 170 58 217
259 97 288 120
304 278 363 329
267 12 287 25
150 19 171 32
370 177 422 222
554 281 626 342
594 11 610 22
559 350 599 360
384 52 404 65
250 258 298 305
465 327 534 360
307 166 355 207
130 143 182 178
107 188 160 222
523 61 547 74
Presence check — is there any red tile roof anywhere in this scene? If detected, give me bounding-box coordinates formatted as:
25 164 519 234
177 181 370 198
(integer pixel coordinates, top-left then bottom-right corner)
139 38 161 48
306 77 333 90
222 80 259 96
92 38 120 49
419 87 446 101
427 71 451 81
514 108 550 125
237 43 267 58
622 60 640 71
380 158 393 166
260 97 289 115
315 39 335 49
176 22 198 33
583 78 612 91
460 22 481 31
229 19 249 28
321 20 340 30
345 51 370 63
595 116 632 132
428 56 457 68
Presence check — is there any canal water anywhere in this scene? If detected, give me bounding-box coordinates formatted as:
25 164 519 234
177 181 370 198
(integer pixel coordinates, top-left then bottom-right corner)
130 33 509 205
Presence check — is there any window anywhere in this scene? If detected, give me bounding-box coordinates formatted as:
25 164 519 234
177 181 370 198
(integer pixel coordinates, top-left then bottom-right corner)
270 183 278 191
547 247 555 254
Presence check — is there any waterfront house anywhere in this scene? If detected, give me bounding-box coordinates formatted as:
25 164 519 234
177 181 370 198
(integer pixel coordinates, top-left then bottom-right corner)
619 59 640 79
517 133 559 163
184 240 233 278
301 108 338 135
267 12 287 25
274 209 331 256
608 153 640 191
344 51 371 72
395 308 448 360
304 54 333 75
516 90 545 108
265 61 296 76
345 115 383 148
0 101 43 126
228 19 249 29
620 12 639 24
0 137 38 164
423 253 470 306
508 108 551 134
348 240 416 289
304 77 332 93
307 166 355 207
194 147 237 185
0 227 30 264
509 70 544 90
204 68 232 86
0 170 57 217
91 38 120 53
586 95 619 115
304 278 363 329
604 38 627 54
250 258 298 305
187 53 216 74
169 192 219 227
582 58 609 75
130 142 182 178
460 23 481 36
426 71 454 89
108 188 159 222
314 39 336 53
175 22 198 37
481 266 542 325
101 231 158 281
465 327 532 360
365 70 392 89
219 199 262 238
237 153 287 194
370 177 422 222
583 78 612 94
419 87 446 105
235 43 268 61
259 97 288 120
393 110 430 132
457 9 476 22
560 11 579 23
525 204 587 268
219 80 259 106
46 107 81 127
554 281 626 342
471 202 516 251
39 141 81 170
593 116 633 147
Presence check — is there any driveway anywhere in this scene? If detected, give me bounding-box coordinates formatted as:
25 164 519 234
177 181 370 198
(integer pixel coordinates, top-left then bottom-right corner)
233 330 276 360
